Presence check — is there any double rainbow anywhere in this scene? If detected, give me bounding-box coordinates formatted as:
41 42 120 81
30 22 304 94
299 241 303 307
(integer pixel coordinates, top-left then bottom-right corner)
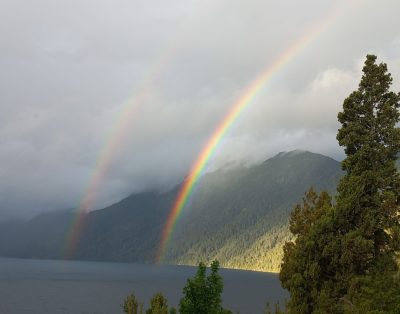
62 0 357 261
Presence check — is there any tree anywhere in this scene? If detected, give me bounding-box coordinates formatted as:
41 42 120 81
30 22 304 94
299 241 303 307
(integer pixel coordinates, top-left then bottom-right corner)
179 260 232 314
146 292 169 314
334 54 400 312
279 188 334 313
123 292 142 314
169 308 177 314
280 55 400 313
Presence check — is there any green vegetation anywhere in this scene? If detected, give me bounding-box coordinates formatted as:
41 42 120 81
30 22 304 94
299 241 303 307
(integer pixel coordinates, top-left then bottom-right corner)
122 292 142 314
279 188 335 312
169 308 177 314
179 260 231 314
146 293 169 314
123 261 232 314
167 151 341 272
122 292 170 314
280 55 400 313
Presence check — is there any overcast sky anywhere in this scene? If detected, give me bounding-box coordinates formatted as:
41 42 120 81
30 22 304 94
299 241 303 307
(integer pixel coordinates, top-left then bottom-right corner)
1 0 400 219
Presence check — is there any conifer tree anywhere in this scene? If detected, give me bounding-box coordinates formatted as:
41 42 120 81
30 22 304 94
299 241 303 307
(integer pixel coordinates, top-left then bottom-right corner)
333 54 400 312
280 55 400 313
179 260 232 314
169 308 177 314
335 54 400 269
123 292 141 314
279 188 334 313
146 292 169 314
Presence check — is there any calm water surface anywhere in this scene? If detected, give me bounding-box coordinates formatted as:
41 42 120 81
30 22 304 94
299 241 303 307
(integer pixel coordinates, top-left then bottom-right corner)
0 257 287 314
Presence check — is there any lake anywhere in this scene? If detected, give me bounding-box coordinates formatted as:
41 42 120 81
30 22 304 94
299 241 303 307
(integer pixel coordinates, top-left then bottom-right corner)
0 257 287 314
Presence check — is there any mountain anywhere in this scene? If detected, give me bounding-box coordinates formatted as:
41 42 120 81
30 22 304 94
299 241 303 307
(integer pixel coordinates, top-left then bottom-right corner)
0 151 343 272
164 150 342 271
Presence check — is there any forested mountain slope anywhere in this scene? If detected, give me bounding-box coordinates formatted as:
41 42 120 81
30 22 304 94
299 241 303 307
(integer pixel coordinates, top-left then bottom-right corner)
0 151 342 272
165 151 342 271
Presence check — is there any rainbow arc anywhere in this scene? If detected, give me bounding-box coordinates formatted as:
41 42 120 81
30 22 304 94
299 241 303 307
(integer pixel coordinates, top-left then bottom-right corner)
156 0 356 262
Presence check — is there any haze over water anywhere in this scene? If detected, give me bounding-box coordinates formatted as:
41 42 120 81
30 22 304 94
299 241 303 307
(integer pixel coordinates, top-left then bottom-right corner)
0 257 287 314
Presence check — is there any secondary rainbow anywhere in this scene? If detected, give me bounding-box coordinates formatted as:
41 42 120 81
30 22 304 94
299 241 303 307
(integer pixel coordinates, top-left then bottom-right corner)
63 37 183 258
155 0 357 262
64 89 146 258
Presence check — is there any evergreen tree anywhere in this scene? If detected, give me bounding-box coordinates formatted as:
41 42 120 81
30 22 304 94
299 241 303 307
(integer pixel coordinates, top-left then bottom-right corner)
169 308 177 314
179 260 232 314
123 292 141 314
146 292 169 314
280 55 400 313
333 54 400 312
279 188 334 313
335 54 400 271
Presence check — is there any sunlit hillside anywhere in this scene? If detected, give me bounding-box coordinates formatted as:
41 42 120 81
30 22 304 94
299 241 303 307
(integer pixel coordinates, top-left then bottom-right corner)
164 151 342 272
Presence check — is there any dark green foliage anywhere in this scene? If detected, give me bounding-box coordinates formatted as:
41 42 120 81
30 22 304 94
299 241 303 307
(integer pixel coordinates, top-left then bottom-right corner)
146 292 168 314
179 260 232 314
122 292 141 314
336 54 400 261
334 55 400 311
169 308 177 314
280 55 400 313
344 270 400 313
279 188 334 313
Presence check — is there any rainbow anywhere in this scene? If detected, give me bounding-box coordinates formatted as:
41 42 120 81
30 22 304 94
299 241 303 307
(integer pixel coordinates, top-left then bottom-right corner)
64 90 145 258
63 38 182 258
156 0 357 262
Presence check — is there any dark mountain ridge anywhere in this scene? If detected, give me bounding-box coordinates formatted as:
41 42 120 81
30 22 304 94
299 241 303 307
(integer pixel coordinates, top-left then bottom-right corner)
0 151 343 271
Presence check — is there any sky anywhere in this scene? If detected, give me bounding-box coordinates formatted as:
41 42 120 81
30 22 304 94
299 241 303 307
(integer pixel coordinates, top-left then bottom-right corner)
1 0 400 219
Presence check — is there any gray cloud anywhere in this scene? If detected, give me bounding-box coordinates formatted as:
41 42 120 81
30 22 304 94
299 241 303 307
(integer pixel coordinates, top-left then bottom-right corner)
0 0 400 219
